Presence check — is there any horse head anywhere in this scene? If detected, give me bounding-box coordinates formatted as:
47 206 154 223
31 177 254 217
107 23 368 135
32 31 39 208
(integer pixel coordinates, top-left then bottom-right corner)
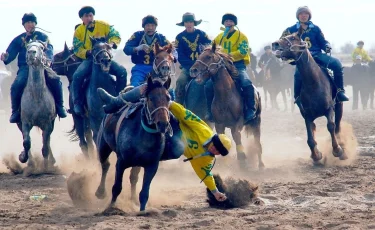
26 41 46 67
144 76 171 134
272 26 307 62
52 42 81 76
90 36 113 73
190 42 237 84
152 42 175 82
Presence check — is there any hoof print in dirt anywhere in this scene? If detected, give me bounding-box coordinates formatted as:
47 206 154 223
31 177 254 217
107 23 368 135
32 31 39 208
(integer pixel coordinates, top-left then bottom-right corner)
206 174 260 209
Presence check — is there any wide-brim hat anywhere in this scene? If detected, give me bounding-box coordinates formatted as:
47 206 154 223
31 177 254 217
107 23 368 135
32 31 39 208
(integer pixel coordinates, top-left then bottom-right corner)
176 12 202 26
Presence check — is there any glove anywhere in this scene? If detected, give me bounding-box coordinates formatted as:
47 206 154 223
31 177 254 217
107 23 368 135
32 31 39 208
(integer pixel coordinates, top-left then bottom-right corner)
1 52 9 61
325 44 332 53
135 44 150 52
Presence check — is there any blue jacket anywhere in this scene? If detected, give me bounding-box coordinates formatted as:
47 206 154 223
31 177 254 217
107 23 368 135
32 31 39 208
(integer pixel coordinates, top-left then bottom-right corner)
281 22 329 55
4 31 53 67
124 31 169 66
175 29 211 70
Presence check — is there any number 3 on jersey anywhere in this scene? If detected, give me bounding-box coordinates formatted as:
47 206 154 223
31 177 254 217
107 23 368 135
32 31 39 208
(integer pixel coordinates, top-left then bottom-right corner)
190 52 199 61
144 55 150 64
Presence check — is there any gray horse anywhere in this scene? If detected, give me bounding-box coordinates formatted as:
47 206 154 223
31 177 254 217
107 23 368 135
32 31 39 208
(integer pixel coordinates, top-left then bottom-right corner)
18 41 57 168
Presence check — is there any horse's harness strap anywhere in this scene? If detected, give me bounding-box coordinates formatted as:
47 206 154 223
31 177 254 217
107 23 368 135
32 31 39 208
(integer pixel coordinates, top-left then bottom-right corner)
93 49 113 64
115 105 132 144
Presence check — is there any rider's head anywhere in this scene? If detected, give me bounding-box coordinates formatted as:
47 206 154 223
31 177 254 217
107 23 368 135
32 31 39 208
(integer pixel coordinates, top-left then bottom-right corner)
264 45 272 54
296 6 311 23
79 6 95 26
142 15 158 36
22 13 37 33
205 134 232 156
222 13 237 29
357 41 364 48
176 12 202 32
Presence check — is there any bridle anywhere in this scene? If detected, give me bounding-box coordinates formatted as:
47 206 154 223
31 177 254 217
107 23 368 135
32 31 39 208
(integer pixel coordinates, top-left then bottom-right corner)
152 54 176 80
191 51 226 78
26 42 47 68
141 97 173 136
52 53 82 74
278 36 308 63
92 48 113 65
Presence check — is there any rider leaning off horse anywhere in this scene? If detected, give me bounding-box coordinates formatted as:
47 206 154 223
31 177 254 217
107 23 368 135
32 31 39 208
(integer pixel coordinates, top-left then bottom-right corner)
99 81 232 202
281 6 349 106
0 13 68 123
352 41 372 64
124 15 172 88
205 13 257 124
71 6 127 117
174 12 211 104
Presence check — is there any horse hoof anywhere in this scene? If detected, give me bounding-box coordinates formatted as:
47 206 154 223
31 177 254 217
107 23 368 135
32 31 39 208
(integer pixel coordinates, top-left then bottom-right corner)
333 146 343 158
19 151 28 163
258 162 265 170
95 188 107 199
237 152 247 161
311 151 323 162
339 152 348 160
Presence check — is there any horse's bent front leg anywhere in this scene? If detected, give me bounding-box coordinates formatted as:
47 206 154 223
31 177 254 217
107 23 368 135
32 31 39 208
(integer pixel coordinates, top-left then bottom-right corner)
109 159 127 207
139 163 159 211
19 123 32 163
130 167 141 204
304 119 322 162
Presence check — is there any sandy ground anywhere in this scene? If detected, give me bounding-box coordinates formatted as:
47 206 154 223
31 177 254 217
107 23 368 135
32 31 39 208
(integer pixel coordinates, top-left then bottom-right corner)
0 86 374 230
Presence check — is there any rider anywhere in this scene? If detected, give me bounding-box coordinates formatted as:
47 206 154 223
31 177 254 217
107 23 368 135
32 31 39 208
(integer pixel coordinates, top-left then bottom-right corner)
352 41 372 63
249 47 258 75
258 45 274 71
71 6 127 117
174 12 211 104
124 15 171 87
205 13 257 124
99 84 232 202
281 6 349 105
1 13 68 123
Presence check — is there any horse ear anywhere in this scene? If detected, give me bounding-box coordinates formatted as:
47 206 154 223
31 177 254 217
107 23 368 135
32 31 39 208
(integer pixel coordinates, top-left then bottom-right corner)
63 42 70 57
297 26 303 38
154 42 161 54
166 43 173 54
212 42 217 53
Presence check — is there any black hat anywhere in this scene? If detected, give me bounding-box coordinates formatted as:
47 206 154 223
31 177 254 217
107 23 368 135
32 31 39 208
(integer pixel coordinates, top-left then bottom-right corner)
357 40 364 45
264 45 271 51
222 13 237 25
176 12 202 26
142 15 158 28
22 13 37 25
79 6 95 18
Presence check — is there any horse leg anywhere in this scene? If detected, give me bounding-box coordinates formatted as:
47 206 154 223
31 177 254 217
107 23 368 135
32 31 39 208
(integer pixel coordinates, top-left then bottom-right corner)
264 88 268 109
370 88 374 109
352 86 358 110
326 108 344 159
42 120 56 170
73 114 89 158
19 123 32 164
230 128 247 169
304 119 322 162
95 135 112 199
252 123 265 169
334 103 347 160
130 167 141 204
139 163 159 211
282 90 288 111
108 159 127 208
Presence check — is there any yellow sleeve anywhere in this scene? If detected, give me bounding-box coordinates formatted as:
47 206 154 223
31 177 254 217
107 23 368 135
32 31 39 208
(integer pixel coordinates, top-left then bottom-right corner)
73 28 88 59
352 48 358 62
214 33 223 46
363 50 372 62
169 101 211 131
190 156 217 191
230 33 249 60
98 21 121 45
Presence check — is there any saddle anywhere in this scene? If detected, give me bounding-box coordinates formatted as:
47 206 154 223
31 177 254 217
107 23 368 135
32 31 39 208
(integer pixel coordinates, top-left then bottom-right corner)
116 100 144 119
318 65 338 100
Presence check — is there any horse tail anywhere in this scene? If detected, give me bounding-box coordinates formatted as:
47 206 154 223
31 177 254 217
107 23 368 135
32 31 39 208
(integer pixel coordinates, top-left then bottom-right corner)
66 124 80 142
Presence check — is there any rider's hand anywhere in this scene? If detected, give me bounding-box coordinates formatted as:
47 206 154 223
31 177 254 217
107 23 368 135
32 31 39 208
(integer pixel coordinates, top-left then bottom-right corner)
1 52 9 61
325 44 332 53
135 44 150 52
212 190 227 202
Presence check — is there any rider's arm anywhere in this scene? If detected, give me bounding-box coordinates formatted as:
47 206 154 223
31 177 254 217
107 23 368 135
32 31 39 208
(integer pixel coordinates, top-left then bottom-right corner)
200 31 212 46
106 25 121 48
3 35 22 65
229 33 249 61
73 28 89 59
175 35 192 68
352 48 359 62
363 50 372 62
190 156 217 192
123 32 139 56
315 26 330 51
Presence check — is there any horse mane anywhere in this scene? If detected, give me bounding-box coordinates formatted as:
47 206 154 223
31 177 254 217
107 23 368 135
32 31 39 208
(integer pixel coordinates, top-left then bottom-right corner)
204 45 239 77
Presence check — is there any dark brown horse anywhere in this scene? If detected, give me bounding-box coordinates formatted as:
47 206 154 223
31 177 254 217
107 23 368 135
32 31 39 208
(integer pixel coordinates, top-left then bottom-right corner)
190 43 264 169
52 43 94 158
272 26 348 162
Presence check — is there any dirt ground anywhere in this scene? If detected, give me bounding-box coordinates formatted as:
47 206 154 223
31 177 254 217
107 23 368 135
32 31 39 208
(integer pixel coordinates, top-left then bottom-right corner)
0 87 374 230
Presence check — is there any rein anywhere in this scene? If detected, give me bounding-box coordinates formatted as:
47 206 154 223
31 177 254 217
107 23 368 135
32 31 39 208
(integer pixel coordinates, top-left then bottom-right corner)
142 98 173 136
93 49 113 65
193 53 226 77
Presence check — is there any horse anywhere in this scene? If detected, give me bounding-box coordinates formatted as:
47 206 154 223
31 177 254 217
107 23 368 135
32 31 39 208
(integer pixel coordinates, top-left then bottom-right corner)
17 41 57 168
0 60 17 114
52 43 94 158
95 76 173 212
344 63 372 110
272 26 348 162
190 43 264 169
